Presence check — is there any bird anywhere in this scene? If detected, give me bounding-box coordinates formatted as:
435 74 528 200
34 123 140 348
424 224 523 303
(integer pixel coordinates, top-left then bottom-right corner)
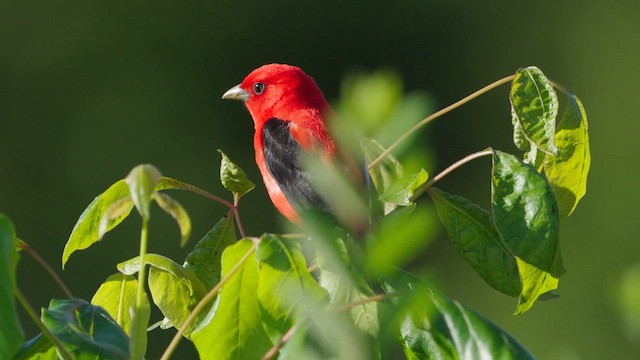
222 64 336 225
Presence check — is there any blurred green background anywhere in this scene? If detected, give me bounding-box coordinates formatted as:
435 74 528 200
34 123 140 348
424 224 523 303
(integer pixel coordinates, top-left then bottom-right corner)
1 1 638 359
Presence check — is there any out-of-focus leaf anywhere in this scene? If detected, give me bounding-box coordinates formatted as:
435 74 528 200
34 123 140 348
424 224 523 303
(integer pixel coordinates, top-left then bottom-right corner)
91 273 150 343
429 188 520 297
361 138 404 214
117 254 207 334
153 192 192 247
492 150 563 314
191 239 271 359
379 169 428 206
612 263 640 341
12 333 57 360
62 180 132 268
364 204 437 277
41 298 130 360
385 272 534 360
0 214 23 359
543 93 590 219
218 149 255 197
125 164 162 219
510 66 559 155
183 211 236 290
256 234 327 342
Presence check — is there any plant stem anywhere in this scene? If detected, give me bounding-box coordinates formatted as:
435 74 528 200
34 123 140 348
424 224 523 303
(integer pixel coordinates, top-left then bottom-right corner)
232 193 247 238
14 287 73 360
18 241 73 298
410 148 494 201
131 216 150 359
368 75 515 169
333 293 397 313
261 325 297 360
160 240 259 360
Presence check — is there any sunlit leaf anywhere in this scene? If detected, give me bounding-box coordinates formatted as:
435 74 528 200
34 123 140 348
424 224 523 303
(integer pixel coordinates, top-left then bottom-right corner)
191 239 271 359
429 188 521 297
218 149 255 197
91 273 150 338
98 196 134 239
256 234 327 342
12 333 57 360
154 192 192 247
0 214 23 359
543 93 591 219
41 298 130 359
364 204 437 277
183 211 236 289
379 169 428 206
117 254 207 333
125 164 162 219
510 66 559 155
385 272 534 359
361 138 404 214
492 150 563 314
62 179 132 268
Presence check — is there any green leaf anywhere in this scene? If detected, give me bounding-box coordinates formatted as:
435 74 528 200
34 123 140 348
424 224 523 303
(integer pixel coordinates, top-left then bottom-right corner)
379 169 428 206
510 66 559 155
12 333 57 360
492 150 563 314
386 272 534 360
98 196 134 239
117 254 207 334
91 273 150 342
543 93 591 219
191 239 271 359
41 298 130 360
0 214 23 359
218 149 255 197
364 204 438 277
153 192 192 247
183 211 236 289
429 188 521 297
256 234 327 342
62 179 133 268
125 164 162 219
361 138 404 214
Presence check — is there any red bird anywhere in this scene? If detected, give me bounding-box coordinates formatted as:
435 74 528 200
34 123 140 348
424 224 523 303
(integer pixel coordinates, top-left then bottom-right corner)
222 64 335 224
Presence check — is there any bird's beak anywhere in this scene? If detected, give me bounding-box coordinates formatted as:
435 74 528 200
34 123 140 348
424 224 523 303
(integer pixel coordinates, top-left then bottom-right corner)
222 84 249 101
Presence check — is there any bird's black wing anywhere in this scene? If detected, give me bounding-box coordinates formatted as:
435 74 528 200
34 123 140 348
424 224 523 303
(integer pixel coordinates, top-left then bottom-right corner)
262 118 328 214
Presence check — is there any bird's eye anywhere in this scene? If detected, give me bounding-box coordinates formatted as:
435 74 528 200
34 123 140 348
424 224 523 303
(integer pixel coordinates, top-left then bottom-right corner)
253 82 266 95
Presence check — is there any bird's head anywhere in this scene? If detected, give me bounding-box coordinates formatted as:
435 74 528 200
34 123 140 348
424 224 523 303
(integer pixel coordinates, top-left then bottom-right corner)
222 64 329 128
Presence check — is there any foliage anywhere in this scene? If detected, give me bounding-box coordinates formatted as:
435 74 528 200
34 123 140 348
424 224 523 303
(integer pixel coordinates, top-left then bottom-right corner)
1 66 590 359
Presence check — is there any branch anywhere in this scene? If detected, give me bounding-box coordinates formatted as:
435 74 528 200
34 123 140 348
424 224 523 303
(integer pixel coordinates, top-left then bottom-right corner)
261 325 297 360
368 75 515 169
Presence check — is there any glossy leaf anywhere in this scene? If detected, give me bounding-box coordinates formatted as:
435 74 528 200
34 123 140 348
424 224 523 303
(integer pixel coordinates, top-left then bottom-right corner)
0 214 23 359
191 239 271 359
543 93 591 219
386 272 534 360
12 333 57 360
379 169 428 206
154 192 192 247
492 150 563 314
256 234 327 342
91 273 150 339
365 204 438 277
183 211 236 289
510 66 559 155
117 254 207 333
125 164 162 219
218 149 255 197
41 298 130 359
62 179 132 268
429 188 520 297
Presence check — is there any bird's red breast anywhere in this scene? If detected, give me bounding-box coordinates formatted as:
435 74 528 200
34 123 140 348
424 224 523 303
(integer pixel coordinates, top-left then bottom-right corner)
223 64 335 224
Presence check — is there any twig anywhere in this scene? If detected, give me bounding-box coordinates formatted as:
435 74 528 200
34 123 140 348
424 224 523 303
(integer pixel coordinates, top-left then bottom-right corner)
368 75 515 169
261 325 297 360
232 193 247 239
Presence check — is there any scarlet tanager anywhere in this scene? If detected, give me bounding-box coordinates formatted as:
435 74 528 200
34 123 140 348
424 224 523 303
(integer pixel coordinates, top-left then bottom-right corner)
222 64 335 224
